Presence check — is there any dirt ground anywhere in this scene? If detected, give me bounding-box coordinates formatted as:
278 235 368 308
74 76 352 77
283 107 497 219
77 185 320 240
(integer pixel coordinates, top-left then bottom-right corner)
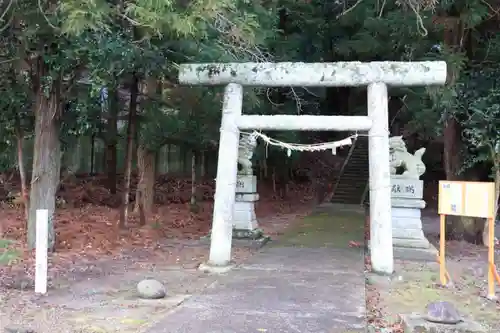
367 213 500 332
0 178 314 333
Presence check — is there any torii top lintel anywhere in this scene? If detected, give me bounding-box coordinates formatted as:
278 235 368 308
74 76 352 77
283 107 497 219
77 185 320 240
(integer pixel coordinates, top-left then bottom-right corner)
178 61 447 87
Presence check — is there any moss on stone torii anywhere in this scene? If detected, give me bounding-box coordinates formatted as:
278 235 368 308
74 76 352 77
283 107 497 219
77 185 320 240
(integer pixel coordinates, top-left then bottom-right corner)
180 61 447 87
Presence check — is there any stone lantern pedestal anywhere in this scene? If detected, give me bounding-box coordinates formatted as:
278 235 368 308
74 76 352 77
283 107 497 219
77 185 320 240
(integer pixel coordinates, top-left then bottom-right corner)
233 175 262 239
391 177 437 260
202 174 269 248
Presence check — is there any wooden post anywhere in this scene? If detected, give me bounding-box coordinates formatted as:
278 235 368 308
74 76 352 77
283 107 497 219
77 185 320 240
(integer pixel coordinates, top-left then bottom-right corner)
439 214 447 286
487 217 496 299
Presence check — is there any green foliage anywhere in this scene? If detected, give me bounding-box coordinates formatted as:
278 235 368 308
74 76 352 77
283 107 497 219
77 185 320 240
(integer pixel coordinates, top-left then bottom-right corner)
0 239 19 265
0 0 497 180
138 86 224 151
456 65 500 174
0 63 33 170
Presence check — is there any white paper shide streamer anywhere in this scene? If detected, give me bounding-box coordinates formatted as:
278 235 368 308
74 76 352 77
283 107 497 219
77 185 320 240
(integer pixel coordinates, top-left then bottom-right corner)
245 130 357 156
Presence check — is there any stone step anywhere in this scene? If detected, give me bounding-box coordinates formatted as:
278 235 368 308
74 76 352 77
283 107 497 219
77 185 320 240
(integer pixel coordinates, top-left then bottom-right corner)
339 173 368 177
340 169 368 173
335 183 366 188
333 193 365 199
343 158 367 162
335 189 365 194
338 182 367 186
335 191 366 195
330 196 363 201
335 179 367 185
336 177 367 182
331 197 364 203
336 173 366 178
347 158 368 162
331 191 364 196
331 144 370 204
338 168 367 172
331 193 363 198
345 160 368 164
337 175 365 180
332 190 364 195
344 165 367 169
336 179 368 184
332 196 364 202
336 183 367 187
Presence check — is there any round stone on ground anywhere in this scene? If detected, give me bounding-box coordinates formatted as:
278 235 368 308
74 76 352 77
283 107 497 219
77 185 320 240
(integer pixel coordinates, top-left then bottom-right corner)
137 279 166 299
424 301 463 324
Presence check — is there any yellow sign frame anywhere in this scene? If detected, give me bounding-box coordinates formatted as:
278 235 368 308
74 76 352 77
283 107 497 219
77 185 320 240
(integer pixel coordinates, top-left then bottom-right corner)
438 181 499 299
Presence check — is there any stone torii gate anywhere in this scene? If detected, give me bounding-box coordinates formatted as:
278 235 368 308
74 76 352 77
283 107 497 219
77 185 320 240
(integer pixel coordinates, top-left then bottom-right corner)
179 62 447 275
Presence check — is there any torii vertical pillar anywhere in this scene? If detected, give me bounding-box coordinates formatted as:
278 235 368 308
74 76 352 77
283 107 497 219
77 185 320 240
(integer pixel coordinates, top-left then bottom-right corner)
367 82 393 273
207 83 243 267
179 61 447 275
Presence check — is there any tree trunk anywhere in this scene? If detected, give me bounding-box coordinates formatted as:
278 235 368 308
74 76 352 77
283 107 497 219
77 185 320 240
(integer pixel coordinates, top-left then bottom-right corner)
119 75 139 228
200 151 206 179
27 86 61 250
443 118 461 181
90 134 95 175
135 145 156 225
444 144 484 243
280 166 289 199
106 88 119 194
190 150 198 212
166 144 171 173
440 17 482 242
182 148 187 174
272 167 277 193
15 125 29 222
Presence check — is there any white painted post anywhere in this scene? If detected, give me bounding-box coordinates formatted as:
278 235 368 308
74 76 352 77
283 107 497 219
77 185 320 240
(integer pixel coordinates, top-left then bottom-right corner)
208 83 243 267
367 83 393 274
35 209 49 294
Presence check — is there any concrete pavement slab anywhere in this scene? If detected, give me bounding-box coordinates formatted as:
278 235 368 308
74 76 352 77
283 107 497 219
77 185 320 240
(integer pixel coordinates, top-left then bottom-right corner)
146 247 366 333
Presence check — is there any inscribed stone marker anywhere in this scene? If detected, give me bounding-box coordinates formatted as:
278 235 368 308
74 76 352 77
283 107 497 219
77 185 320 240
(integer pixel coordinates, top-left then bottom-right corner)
390 178 423 199
236 175 257 193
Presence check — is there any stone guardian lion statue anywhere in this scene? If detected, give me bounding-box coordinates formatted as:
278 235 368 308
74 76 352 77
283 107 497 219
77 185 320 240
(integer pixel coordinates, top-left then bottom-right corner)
238 133 257 175
389 136 426 179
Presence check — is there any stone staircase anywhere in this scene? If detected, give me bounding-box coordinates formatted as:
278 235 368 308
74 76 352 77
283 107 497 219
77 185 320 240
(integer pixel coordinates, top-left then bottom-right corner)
331 136 369 205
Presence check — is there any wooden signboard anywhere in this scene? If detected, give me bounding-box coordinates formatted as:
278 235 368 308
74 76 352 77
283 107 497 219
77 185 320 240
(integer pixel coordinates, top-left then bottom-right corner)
438 181 495 218
438 180 499 299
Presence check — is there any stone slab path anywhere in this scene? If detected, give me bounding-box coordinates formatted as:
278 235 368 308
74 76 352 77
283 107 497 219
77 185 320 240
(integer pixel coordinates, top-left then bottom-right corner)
147 204 367 333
